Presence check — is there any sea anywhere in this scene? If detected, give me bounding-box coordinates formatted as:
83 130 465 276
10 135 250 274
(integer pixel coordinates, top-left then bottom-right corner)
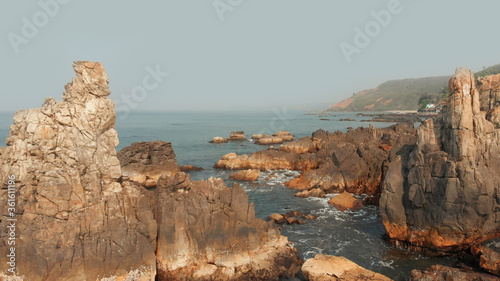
0 110 459 280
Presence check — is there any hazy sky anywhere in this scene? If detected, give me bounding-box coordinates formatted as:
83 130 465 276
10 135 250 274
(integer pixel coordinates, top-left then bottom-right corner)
1 0 500 113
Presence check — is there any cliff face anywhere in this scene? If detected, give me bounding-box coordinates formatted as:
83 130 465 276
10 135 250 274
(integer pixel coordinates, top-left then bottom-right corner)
0 62 157 280
380 68 500 251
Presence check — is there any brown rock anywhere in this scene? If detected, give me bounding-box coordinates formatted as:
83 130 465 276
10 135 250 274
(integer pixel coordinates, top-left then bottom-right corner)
252 134 271 139
156 173 302 280
210 136 228 143
180 165 204 172
328 192 363 212
479 238 500 275
229 169 261 182
380 68 500 252
0 62 156 280
302 255 393 281
227 131 247 140
118 140 180 188
295 188 326 198
273 131 295 141
269 213 286 224
214 150 319 171
255 136 284 145
286 217 306 224
410 265 498 281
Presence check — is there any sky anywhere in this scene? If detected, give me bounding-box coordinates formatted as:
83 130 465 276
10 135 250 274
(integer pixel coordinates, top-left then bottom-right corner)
1 0 500 113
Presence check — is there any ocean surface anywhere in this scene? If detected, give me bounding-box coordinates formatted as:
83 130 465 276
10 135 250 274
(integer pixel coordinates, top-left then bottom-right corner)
0 110 458 280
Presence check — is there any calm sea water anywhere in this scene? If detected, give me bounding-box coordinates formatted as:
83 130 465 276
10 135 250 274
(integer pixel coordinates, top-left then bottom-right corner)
0 110 457 280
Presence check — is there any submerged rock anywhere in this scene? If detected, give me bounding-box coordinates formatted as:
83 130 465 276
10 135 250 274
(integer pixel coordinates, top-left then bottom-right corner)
0 62 157 280
156 173 302 280
302 255 392 281
380 68 500 252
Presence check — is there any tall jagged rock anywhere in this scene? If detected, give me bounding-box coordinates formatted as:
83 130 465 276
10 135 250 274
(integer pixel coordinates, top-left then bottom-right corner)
380 68 500 252
156 172 302 280
0 62 156 280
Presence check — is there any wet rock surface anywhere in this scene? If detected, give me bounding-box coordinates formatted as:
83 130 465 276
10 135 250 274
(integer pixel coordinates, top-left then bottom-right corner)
410 265 499 281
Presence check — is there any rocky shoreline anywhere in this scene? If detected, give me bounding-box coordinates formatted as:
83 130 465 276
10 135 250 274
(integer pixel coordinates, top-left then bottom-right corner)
0 62 499 280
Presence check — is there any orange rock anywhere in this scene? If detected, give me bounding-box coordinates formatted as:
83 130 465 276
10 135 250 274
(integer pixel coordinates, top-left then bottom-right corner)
328 192 363 212
229 169 260 182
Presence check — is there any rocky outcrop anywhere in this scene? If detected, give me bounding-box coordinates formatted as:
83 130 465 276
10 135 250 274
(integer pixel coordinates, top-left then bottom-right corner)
251 134 271 139
269 213 286 224
273 131 295 141
328 192 363 212
214 151 319 171
0 62 157 280
156 172 302 280
210 136 228 144
229 169 260 182
301 255 392 281
285 124 417 196
255 137 283 145
227 131 247 140
410 265 498 281
118 140 180 188
380 68 500 252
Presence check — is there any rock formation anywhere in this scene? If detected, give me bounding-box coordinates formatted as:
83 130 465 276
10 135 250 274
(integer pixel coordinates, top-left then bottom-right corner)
214 151 319 171
0 62 157 280
380 68 500 252
118 140 180 188
229 169 260 182
255 137 284 145
0 61 302 281
273 131 295 142
301 255 392 281
155 172 302 280
180 165 204 172
410 265 498 281
227 131 247 141
479 238 500 275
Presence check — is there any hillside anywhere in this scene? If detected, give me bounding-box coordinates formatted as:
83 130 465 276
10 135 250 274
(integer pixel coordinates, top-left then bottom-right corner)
330 64 500 112
329 76 450 112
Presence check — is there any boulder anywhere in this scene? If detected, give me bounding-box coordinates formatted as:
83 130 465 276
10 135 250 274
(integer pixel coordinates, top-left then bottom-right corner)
229 169 261 182
210 136 228 143
273 131 295 141
255 137 283 145
118 140 180 188
479 238 500 275
180 165 204 172
269 213 286 224
156 173 302 280
380 68 500 252
328 192 363 212
302 255 392 281
410 265 498 281
0 62 157 280
295 188 326 198
227 131 247 140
